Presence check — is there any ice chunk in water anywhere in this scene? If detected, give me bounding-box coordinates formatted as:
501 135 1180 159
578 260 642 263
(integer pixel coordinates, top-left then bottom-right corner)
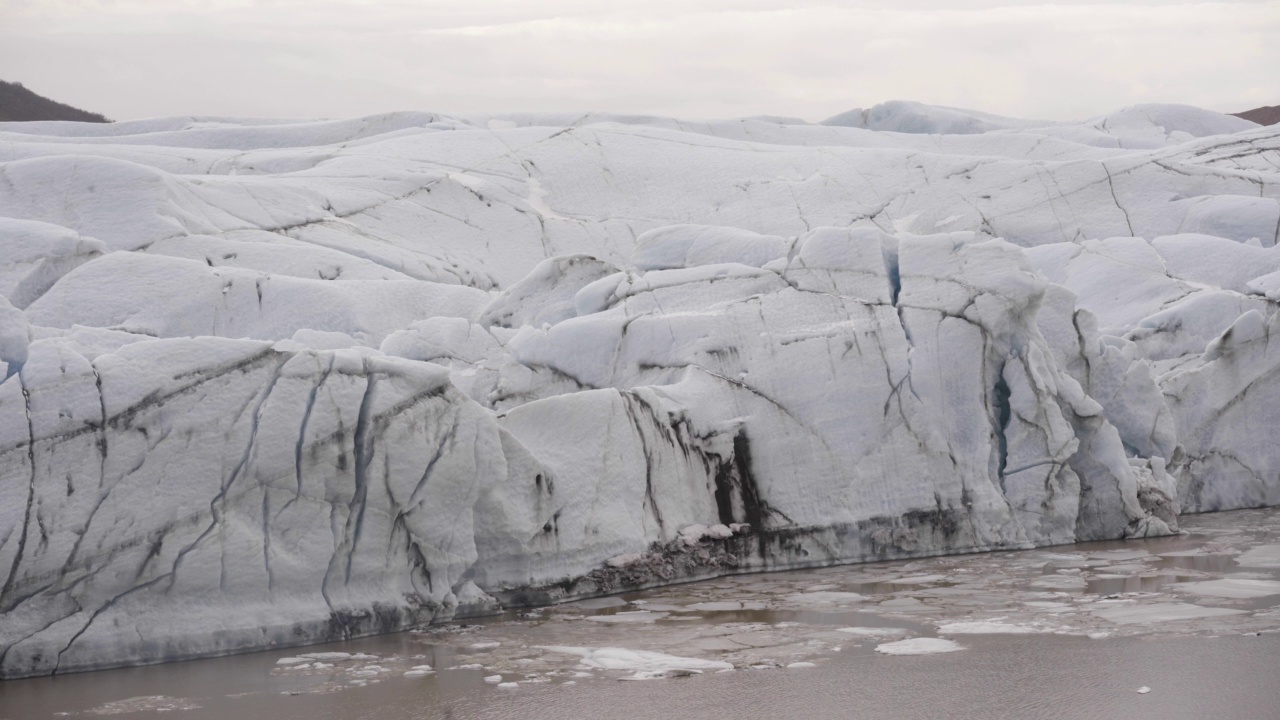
874 638 965 655
836 627 913 638
585 611 668 623
1169 578 1280 599
937 621 1053 634
1090 602 1247 624
537 646 732 673
781 591 866 605
1235 545 1280 569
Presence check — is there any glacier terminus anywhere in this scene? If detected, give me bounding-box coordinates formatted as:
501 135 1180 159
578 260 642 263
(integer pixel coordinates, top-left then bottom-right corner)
0 101 1277 678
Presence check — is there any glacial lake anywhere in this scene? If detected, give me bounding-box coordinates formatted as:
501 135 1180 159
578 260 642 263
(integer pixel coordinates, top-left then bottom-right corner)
4 508 1279 720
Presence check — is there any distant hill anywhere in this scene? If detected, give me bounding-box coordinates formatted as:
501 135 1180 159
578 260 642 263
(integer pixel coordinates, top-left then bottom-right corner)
1232 105 1280 126
0 80 110 123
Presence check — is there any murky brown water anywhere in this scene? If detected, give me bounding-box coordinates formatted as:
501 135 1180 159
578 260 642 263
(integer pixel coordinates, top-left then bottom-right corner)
4 508 1280 720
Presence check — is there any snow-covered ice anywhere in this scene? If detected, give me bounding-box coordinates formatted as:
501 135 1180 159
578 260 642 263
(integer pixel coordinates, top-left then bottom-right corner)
1 102 1278 676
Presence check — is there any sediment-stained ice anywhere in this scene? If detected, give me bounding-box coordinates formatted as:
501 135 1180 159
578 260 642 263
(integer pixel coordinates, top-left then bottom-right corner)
1 102 1278 677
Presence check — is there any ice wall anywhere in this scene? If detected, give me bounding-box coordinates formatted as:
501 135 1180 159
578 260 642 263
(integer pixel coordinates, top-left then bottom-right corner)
1 103 1277 676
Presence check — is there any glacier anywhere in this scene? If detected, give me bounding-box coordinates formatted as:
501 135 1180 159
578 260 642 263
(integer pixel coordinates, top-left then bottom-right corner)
0 102 1277 678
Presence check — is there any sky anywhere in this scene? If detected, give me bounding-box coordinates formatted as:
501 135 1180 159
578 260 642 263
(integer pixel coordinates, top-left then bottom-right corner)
1 0 1277 123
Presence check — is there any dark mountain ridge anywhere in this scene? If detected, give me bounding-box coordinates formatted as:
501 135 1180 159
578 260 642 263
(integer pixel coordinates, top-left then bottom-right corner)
0 80 110 123
1233 105 1280 126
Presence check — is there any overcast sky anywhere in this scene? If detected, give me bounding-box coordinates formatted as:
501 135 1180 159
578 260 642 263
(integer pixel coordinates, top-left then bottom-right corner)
2 0 1277 122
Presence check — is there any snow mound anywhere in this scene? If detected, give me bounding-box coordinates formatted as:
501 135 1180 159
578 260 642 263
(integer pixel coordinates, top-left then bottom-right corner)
820 101 1258 149
1089 104 1259 142
821 101 1050 135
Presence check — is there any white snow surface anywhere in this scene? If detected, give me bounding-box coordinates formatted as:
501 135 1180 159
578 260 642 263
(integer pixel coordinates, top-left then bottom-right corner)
1 103 1278 677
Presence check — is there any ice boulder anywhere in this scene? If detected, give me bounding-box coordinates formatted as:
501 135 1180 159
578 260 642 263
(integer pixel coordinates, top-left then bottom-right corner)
479 255 620 328
631 225 793 271
0 218 105 309
1173 196 1280 246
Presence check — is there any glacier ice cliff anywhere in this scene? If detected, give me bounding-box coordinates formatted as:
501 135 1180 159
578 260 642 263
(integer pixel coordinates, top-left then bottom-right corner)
1 102 1277 677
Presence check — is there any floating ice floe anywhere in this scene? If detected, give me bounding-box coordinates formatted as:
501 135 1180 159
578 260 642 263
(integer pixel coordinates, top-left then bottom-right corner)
677 601 767 612
537 646 733 675
302 652 358 661
1235 545 1280 569
1089 602 1248 624
585 611 668 623
882 575 948 586
874 638 966 656
781 592 866 606
836 627 913 638
1168 579 1280 599
937 621 1054 635
81 695 202 715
